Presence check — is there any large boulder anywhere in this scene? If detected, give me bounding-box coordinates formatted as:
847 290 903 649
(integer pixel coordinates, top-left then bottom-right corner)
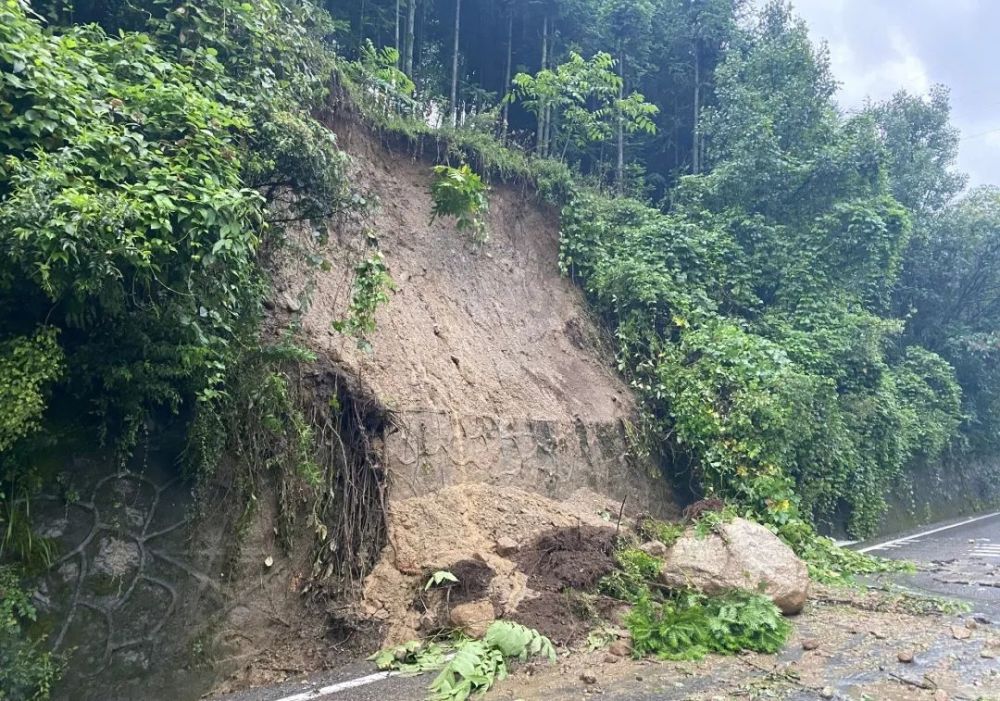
658 518 809 615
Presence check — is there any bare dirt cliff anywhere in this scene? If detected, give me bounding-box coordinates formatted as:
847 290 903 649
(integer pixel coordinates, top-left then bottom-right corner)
278 120 676 517
270 120 679 644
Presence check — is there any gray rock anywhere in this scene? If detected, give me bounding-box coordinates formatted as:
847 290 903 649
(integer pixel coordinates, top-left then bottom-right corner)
658 518 809 615
608 639 632 657
638 540 668 557
495 536 520 556
279 292 301 313
951 625 972 640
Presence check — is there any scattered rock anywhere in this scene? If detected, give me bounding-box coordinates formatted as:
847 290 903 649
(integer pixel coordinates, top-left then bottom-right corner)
951 625 972 640
897 649 915 664
495 536 520 556
638 540 668 557
608 640 632 657
658 517 810 614
801 638 820 651
603 653 619 664
965 618 978 630
934 690 950 701
279 292 301 313
973 614 992 625
980 639 999 659
820 688 835 699
449 600 495 638
580 671 598 685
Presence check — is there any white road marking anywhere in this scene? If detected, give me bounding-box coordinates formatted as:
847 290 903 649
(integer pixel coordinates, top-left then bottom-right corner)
971 544 1000 558
270 670 400 701
857 511 1000 554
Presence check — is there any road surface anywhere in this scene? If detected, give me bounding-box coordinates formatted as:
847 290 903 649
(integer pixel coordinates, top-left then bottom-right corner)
858 510 1000 620
215 511 1000 701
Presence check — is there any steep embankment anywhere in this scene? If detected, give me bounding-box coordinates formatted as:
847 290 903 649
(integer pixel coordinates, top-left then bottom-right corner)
278 120 675 515
272 119 679 643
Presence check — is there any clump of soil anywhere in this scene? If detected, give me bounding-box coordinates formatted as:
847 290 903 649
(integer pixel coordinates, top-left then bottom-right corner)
360 484 623 644
440 558 496 604
682 497 726 522
514 595 585 645
412 558 497 633
515 526 617 591
510 526 618 645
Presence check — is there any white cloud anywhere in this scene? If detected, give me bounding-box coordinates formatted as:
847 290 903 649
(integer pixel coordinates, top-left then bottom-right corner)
795 2 932 108
786 0 1000 185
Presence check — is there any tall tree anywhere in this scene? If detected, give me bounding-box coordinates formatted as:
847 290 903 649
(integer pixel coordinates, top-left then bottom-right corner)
869 86 968 218
450 0 462 124
404 0 417 76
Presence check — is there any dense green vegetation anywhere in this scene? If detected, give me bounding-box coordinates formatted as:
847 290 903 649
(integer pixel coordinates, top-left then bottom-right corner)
1 0 358 693
330 0 999 541
1 0 999 695
0 0 351 524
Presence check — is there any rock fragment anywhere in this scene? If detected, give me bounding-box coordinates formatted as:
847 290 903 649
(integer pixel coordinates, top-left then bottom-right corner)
448 600 495 638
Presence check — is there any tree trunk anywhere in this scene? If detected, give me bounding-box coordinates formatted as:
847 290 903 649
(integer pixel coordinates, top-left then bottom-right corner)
395 0 400 59
450 0 462 126
544 104 552 156
404 0 416 77
692 44 701 175
501 9 513 141
358 0 366 47
535 14 548 154
616 51 625 191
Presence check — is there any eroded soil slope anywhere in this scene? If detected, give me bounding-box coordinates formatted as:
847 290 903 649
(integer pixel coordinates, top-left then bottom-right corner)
278 120 676 516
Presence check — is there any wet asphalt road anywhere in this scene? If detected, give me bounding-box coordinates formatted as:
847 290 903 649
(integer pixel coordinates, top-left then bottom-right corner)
214 511 1000 701
859 511 1000 620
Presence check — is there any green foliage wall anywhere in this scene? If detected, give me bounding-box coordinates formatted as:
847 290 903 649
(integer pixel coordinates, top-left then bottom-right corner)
558 4 966 540
0 0 360 569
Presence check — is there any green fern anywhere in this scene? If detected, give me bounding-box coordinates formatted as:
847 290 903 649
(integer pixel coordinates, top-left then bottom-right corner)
626 591 789 661
369 640 449 674
483 621 557 662
428 641 506 701
370 621 556 701
705 591 790 654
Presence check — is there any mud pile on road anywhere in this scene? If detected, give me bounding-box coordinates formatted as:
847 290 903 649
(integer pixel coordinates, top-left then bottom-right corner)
511 526 620 644
358 483 629 645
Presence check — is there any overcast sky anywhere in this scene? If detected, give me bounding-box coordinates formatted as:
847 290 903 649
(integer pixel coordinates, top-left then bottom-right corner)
789 0 1000 187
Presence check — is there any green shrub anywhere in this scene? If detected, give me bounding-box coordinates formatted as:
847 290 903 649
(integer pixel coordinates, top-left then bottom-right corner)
429 164 489 242
600 546 662 602
0 330 63 454
332 250 396 350
626 590 790 661
637 517 685 548
0 566 60 701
